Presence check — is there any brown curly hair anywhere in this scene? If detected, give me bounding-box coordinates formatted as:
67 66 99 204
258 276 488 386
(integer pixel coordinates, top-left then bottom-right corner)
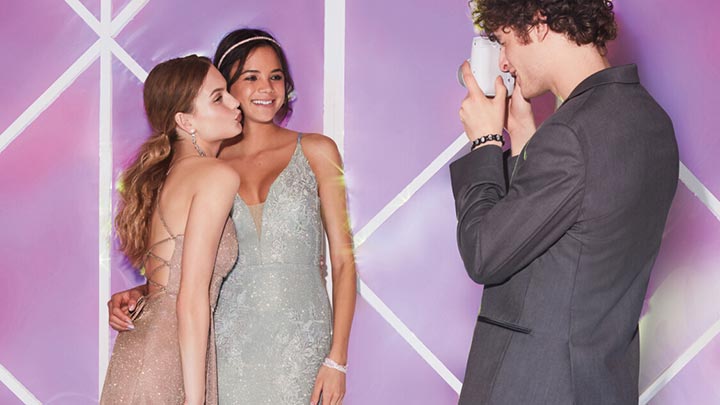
115 55 211 268
471 0 617 54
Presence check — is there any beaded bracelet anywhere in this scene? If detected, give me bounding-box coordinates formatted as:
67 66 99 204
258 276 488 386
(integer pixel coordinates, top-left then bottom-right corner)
323 357 348 374
471 133 505 151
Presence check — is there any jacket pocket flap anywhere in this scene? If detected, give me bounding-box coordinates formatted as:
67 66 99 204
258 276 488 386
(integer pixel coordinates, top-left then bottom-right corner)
477 315 532 334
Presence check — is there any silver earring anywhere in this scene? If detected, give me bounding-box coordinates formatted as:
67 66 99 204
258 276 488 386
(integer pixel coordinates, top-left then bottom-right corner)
190 129 206 157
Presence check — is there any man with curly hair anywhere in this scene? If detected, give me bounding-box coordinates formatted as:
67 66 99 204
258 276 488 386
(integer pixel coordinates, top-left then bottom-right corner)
450 0 678 403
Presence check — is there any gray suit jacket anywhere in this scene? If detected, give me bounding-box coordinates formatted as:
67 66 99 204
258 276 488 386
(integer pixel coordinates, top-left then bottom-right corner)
450 65 678 404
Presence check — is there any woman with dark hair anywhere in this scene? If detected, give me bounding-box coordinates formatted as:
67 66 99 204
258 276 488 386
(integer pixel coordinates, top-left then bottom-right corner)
101 55 242 405
211 28 356 405
108 29 356 405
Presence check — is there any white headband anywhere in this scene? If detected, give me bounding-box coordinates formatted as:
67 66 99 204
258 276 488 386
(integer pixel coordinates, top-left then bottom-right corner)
217 36 281 68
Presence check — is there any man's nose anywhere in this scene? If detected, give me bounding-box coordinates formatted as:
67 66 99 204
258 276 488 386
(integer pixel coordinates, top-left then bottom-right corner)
498 48 510 72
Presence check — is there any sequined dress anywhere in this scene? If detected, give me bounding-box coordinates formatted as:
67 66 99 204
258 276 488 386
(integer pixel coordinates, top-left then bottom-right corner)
215 133 333 404
101 201 238 404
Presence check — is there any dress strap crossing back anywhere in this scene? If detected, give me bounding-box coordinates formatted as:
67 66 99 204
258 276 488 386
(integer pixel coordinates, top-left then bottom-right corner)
141 184 183 290
156 193 178 240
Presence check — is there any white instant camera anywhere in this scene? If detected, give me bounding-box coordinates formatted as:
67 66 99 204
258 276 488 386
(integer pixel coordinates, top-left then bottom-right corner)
458 36 515 97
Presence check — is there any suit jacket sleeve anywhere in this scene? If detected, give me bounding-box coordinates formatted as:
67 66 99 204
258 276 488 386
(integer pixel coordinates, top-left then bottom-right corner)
450 123 585 285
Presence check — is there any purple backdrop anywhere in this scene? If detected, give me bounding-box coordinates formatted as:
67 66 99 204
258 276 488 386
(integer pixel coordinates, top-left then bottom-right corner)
1 0 718 404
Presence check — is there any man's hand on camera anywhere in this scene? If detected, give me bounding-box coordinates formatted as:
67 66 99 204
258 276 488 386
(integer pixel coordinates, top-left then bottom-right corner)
459 61 506 148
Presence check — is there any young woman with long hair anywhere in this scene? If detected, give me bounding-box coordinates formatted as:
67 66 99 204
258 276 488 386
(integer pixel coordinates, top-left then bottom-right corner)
212 28 356 405
101 55 242 405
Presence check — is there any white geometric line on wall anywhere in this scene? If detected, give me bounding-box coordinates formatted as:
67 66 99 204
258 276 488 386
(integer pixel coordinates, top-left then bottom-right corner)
357 279 463 393
102 0 111 36
640 317 720 404
64 0 101 34
320 0 346 316
323 0 345 158
97 0 114 391
109 39 149 81
0 40 101 154
111 0 150 36
0 364 41 405
62 0 153 394
104 0 151 392
678 162 720 222
637 162 720 402
350 133 468 393
354 133 468 248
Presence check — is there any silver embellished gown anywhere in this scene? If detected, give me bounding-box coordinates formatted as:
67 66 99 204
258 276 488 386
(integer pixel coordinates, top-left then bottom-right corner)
215 133 333 404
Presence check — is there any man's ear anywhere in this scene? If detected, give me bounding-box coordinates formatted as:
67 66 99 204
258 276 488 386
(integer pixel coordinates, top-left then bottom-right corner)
174 112 194 134
533 12 550 42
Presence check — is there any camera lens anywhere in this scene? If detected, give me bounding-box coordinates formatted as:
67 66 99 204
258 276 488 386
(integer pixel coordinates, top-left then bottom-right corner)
457 64 467 88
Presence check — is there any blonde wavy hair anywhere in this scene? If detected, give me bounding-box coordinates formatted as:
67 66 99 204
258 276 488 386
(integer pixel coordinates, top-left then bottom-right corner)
115 55 212 268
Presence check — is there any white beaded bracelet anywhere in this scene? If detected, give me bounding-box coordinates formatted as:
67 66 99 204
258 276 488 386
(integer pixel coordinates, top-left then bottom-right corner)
322 357 348 374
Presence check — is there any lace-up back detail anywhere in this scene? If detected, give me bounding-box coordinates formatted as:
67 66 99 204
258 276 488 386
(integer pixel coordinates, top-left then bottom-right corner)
142 199 184 294
101 175 238 405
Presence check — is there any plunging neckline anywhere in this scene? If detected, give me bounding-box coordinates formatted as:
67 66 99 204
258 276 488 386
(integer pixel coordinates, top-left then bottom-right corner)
236 139 300 208
235 140 300 240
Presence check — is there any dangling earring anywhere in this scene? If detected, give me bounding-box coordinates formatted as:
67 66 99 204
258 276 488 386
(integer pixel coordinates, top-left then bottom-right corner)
190 129 206 157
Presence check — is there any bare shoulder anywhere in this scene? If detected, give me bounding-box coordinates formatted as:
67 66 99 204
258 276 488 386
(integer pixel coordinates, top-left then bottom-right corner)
182 158 240 194
301 132 338 150
299 133 341 164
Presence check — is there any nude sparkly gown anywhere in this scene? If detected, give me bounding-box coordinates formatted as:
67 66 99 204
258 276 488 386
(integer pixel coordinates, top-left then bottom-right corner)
100 199 237 404
215 133 333 404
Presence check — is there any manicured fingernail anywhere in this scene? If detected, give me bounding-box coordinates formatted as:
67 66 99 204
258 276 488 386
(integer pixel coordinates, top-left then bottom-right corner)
127 323 135 330
129 304 135 311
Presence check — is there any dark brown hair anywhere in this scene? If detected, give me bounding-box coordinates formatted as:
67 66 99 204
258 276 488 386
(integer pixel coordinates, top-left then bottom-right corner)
213 28 295 123
471 0 617 54
115 55 212 268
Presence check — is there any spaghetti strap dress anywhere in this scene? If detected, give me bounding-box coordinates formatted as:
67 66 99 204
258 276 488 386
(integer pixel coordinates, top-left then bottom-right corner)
101 193 237 404
215 133 333 404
